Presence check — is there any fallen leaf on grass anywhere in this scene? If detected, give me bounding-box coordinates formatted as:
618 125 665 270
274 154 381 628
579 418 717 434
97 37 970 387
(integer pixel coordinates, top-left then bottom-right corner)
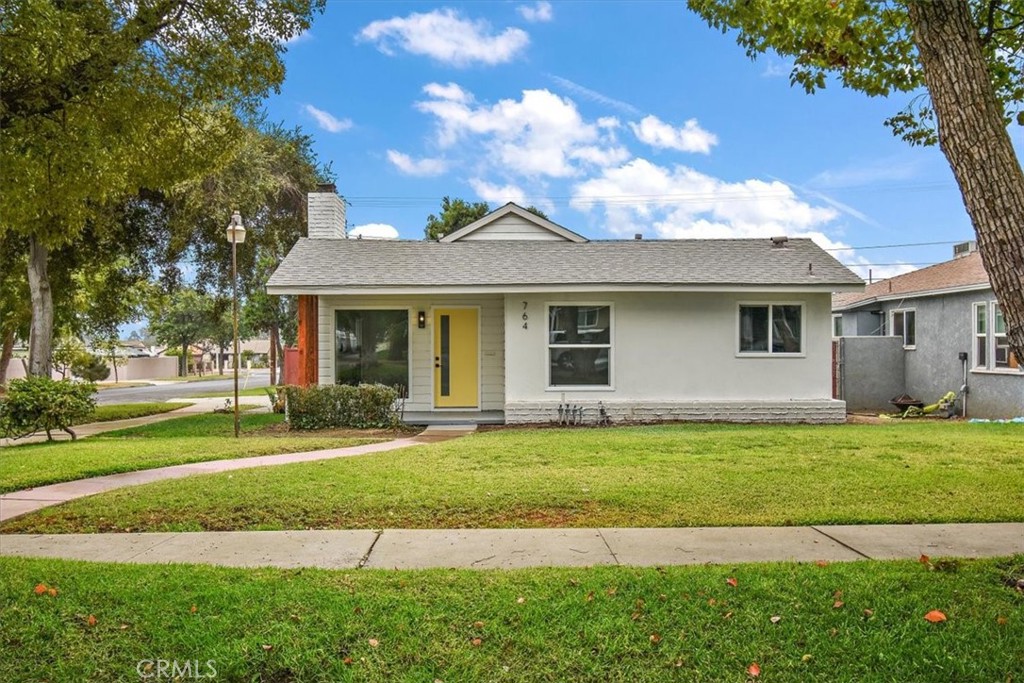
342 657 353 666
119 624 130 630
33 583 47 595
833 600 845 609
47 588 58 597
471 638 482 647
473 621 484 629
997 616 1008 626
747 662 761 677
86 615 97 627
605 587 617 596
649 633 661 644
516 597 526 604
919 554 931 565
726 577 738 588
770 616 782 624
368 638 380 648
261 644 273 651
723 611 733 620
585 591 595 602
924 610 947 623
190 605 197 614
815 560 829 568
801 654 813 662
863 609 874 618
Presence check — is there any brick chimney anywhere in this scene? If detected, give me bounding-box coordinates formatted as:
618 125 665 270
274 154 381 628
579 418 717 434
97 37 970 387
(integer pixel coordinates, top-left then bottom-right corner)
307 183 346 239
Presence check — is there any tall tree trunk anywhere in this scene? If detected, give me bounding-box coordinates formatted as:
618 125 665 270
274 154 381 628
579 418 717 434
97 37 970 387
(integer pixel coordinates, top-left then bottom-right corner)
908 0 1024 363
180 341 188 377
219 344 225 375
269 323 279 385
26 235 54 377
0 328 14 386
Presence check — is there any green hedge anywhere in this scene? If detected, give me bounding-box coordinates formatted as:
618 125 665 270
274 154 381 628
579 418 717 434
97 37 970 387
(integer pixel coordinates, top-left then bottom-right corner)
283 384 401 430
0 376 97 441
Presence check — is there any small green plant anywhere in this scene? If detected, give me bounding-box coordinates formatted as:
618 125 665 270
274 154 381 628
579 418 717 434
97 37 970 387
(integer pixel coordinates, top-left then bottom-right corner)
71 354 111 382
0 376 97 441
283 383 400 430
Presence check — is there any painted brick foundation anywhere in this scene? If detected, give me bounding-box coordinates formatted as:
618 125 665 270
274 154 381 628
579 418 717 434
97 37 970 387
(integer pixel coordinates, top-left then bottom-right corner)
504 400 847 425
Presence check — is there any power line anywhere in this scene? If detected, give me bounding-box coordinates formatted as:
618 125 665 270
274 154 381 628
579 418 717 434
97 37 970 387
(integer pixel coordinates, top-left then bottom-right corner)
823 240 964 252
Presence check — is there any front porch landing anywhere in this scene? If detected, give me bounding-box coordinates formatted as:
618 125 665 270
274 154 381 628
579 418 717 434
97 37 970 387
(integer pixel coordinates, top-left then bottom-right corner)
401 410 505 426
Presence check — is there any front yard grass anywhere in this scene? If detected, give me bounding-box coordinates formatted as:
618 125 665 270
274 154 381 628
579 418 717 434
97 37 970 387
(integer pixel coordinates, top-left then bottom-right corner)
0 413 386 495
1 555 1021 682
6 422 1023 533
85 402 190 423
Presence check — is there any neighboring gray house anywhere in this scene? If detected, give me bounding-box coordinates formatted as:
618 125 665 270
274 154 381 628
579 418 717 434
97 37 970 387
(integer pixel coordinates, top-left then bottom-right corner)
832 242 1023 418
268 189 864 425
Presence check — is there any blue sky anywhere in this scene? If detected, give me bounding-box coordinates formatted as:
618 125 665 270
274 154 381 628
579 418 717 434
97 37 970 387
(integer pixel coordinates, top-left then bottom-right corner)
262 0 1024 280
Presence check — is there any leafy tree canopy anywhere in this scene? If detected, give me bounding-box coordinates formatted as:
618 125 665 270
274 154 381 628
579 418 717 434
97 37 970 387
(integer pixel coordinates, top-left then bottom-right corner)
424 198 549 240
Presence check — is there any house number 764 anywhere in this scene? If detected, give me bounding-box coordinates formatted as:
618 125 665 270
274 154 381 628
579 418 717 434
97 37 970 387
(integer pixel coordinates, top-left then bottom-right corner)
522 301 528 329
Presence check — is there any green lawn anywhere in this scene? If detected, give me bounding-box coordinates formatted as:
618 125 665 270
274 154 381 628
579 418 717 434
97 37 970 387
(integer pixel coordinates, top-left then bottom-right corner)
0 413 385 495
0 555 1021 682
84 402 190 423
6 422 1023 534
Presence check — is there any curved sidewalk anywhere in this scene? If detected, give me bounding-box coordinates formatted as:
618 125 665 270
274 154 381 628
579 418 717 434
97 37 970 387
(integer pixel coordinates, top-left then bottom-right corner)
0 429 464 523
2 523 1022 570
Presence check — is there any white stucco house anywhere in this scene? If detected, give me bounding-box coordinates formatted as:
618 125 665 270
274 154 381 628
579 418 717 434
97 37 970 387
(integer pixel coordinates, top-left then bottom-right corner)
267 186 864 424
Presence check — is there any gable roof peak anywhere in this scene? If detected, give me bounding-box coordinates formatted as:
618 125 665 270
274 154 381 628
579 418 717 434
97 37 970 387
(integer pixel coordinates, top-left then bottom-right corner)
439 202 588 243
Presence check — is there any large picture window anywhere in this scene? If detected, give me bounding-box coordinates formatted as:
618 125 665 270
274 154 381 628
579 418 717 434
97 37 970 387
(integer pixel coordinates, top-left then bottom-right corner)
739 304 802 354
974 301 1019 371
891 309 916 348
548 305 611 386
335 310 409 387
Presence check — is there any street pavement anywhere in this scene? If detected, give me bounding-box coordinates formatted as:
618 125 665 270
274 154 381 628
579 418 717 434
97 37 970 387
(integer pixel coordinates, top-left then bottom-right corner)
94 370 271 405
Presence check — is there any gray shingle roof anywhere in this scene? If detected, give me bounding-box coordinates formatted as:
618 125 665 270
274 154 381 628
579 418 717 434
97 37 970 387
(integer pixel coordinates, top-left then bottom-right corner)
267 238 864 291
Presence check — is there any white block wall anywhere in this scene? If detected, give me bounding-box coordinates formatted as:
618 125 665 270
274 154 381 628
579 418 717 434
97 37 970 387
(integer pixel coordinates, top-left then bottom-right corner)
307 190 346 239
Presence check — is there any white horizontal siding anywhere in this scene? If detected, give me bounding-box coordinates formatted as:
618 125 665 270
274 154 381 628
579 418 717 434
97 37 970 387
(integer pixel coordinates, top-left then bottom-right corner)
318 295 505 411
456 214 569 241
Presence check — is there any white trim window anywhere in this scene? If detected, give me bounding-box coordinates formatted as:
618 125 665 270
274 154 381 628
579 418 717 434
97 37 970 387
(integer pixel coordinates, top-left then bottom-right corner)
891 309 916 348
548 304 611 387
832 314 843 338
974 301 1019 371
738 304 803 355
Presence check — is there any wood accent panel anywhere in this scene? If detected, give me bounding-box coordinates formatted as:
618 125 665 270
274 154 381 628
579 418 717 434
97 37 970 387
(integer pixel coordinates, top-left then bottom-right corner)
297 295 319 386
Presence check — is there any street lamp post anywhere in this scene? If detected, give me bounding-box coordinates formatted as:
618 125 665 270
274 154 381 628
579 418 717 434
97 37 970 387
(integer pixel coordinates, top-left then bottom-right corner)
226 210 246 438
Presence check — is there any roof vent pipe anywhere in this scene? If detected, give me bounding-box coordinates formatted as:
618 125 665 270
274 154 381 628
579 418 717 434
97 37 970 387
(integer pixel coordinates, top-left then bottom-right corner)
634 233 643 240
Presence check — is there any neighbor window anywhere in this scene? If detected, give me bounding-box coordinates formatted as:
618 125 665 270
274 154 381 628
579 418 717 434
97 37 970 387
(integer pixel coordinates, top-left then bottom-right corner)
974 301 1019 371
548 305 611 386
891 309 916 348
832 314 843 337
335 310 409 388
739 304 803 354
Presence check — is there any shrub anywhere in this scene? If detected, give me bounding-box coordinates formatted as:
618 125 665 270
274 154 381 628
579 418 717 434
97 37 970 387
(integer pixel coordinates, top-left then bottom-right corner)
71 354 111 382
283 384 400 430
0 377 97 441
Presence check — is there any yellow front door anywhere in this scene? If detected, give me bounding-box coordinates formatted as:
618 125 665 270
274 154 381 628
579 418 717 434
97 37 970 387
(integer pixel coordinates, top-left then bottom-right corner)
433 308 479 408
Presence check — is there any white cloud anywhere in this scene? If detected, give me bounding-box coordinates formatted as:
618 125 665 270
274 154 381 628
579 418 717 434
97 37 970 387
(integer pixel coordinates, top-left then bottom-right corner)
386 150 449 177
517 1 553 23
571 158 837 239
416 85 626 178
422 82 471 103
761 59 788 78
350 223 399 240
357 9 529 67
303 104 352 133
285 30 312 46
629 115 718 154
470 179 527 205
547 74 641 117
809 156 922 188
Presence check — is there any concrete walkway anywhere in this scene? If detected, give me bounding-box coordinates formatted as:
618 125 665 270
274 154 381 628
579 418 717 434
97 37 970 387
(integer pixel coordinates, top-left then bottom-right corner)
1 523 1021 570
0 426 471 523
